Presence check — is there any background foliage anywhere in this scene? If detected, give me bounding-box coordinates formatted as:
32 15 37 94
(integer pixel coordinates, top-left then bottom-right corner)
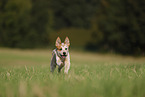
0 0 145 55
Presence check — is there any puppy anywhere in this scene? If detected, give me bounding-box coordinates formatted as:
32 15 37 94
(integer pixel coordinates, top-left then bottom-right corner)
50 37 70 74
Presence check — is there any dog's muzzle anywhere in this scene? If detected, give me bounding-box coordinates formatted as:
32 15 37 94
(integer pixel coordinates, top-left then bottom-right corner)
61 52 67 58
61 55 67 58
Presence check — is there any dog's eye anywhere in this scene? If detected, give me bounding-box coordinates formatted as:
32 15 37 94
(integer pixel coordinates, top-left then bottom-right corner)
59 48 62 50
65 48 67 50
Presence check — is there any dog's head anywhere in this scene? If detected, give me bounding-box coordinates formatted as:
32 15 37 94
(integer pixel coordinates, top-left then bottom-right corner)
55 37 70 59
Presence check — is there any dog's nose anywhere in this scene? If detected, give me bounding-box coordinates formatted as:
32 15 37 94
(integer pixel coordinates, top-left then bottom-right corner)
63 52 66 55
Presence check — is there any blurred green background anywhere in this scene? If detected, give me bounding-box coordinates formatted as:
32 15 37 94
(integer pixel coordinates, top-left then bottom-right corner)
0 0 145 55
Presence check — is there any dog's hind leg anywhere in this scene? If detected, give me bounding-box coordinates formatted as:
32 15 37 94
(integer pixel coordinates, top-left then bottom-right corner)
50 52 56 73
50 63 56 72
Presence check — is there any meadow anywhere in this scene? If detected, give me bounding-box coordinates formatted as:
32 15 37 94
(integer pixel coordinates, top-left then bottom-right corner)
0 48 145 97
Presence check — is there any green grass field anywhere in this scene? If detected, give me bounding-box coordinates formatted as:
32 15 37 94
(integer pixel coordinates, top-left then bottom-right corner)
0 48 145 97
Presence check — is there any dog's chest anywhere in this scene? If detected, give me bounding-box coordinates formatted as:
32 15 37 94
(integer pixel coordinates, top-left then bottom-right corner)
55 53 69 66
56 55 62 65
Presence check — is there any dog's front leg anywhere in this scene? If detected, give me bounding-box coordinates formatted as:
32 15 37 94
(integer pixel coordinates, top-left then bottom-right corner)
64 61 70 74
56 55 64 73
64 55 70 74
58 63 64 73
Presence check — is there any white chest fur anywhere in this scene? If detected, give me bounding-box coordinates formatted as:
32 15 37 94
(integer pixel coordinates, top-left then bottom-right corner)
56 52 70 74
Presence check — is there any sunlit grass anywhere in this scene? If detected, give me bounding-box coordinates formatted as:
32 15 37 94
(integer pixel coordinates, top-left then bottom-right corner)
0 48 145 97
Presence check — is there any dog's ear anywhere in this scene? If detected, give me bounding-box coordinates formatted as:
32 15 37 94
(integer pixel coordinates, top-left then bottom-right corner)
64 37 70 46
55 37 61 47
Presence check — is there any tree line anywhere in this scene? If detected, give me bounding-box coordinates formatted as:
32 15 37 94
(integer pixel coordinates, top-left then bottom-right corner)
0 0 145 55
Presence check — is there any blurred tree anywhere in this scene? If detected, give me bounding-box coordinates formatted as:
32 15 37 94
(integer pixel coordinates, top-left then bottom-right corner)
27 0 51 48
0 0 32 47
50 0 99 29
86 0 145 55
0 0 51 48
0 0 144 55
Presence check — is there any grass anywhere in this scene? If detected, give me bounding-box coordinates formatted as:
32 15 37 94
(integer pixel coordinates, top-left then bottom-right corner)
0 48 145 97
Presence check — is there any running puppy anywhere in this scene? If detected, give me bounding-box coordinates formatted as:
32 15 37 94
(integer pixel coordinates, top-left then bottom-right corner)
50 37 70 74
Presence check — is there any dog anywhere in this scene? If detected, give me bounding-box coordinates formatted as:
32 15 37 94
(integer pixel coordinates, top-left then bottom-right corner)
50 37 70 74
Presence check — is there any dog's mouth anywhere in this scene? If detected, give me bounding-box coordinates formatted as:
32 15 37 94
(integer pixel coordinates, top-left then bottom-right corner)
61 55 67 58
